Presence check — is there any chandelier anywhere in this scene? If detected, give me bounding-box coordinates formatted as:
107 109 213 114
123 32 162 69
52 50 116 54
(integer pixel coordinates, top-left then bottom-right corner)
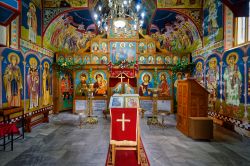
93 0 145 32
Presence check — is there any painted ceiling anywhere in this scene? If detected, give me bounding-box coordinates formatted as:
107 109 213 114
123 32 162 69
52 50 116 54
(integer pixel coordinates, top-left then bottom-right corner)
43 0 204 53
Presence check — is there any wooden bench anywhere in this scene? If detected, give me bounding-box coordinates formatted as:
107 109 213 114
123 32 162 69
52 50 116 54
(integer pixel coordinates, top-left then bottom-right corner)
25 109 49 132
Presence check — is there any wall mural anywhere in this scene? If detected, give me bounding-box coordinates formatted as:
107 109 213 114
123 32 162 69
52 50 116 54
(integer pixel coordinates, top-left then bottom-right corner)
157 71 172 97
2 50 24 107
41 60 52 106
157 0 202 8
60 72 73 110
21 0 42 45
44 10 96 52
193 58 204 85
193 46 250 125
203 0 223 46
75 70 89 97
26 54 40 109
150 11 202 53
44 0 88 8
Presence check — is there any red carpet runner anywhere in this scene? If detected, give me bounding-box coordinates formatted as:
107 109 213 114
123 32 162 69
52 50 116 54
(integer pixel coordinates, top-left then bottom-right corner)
105 139 150 166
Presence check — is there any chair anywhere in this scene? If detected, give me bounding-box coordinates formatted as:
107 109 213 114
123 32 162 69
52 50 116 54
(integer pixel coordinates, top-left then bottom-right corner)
110 108 140 165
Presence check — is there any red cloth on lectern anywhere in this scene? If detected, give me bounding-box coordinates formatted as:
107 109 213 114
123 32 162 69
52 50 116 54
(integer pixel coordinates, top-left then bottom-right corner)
110 108 138 142
0 124 20 137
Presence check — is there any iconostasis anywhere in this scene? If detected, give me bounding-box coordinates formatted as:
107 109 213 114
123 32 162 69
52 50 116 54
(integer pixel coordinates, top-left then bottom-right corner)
53 31 191 114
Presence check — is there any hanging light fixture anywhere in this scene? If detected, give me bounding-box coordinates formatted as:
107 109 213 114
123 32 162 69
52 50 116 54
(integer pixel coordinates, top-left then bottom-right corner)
93 0 145 32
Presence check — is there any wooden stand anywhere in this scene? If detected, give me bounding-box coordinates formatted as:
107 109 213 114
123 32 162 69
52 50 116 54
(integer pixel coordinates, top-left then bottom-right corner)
176 78 209 137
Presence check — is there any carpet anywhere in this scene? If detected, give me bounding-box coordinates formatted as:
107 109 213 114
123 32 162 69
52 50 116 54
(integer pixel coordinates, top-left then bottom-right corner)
105 139 150 166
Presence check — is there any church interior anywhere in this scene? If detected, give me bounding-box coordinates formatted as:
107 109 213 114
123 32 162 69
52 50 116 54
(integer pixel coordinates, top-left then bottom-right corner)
0 0 250 165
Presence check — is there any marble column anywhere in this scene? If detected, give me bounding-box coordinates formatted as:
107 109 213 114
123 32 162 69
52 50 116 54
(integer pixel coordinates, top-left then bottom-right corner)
0 56 3 108
219 61 223 114
242 56 248 120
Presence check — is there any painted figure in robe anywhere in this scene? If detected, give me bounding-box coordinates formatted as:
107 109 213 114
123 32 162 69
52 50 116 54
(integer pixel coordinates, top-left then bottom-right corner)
3 53 23 107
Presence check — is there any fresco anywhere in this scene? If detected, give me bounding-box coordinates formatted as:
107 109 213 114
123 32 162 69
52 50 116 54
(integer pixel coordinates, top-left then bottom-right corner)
74 55 83 65
157 0 202 8
157 71 172 97
165 56 172 64
100 55 108 64
83 55 91 64
110 42 136 63
2 50 24 107
222 50 244 118
150 11 202 53
21 0 42 45
205 55 221 110
112 83 122 94
139 71 154 97
41 60 52 106
156 55 164 64
26 55 40 109
194 59 204 85
44 10 96 52
93 71 107 96
138 42 147 54
203 0 223 46
44 0 87 8
91 55 99 64
60 73 73 109
75 71 89 96
139 56 147 64
147 56 155 64
99 42 108 53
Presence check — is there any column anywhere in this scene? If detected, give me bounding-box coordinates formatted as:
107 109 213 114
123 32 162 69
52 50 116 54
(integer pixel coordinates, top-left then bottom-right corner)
242 56 248 121
40 64 42 109
23 61 26 112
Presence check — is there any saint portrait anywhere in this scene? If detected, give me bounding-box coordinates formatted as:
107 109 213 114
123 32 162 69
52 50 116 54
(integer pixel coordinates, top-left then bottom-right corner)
75 72 88 96
3 52 23 107
223 53 242 110
93 72 107 96
139 72 153 96
27 57 39 109
139 56 146 64
27 2 37 43
156 56 164 64
158 72 170 97
164 56 172 64
42 62 51 106
194 61 204 84
147 56 154 64
91 42 99 52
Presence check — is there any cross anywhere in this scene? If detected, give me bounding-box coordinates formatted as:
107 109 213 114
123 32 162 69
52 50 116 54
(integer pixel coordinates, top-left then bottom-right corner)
116 113 130 131
118 74 125 83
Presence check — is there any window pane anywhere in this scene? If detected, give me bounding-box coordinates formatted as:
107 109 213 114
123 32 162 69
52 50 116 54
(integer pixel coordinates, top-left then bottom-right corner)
237 17 246 44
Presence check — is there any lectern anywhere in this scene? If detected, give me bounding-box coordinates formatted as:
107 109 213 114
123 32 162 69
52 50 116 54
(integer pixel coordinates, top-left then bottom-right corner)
176 78 209 137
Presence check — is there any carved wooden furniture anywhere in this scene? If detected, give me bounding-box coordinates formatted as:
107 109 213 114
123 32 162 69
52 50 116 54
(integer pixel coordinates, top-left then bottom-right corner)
177 78 209 137
110 108 140 165
189 117 213 140
25 109 49 132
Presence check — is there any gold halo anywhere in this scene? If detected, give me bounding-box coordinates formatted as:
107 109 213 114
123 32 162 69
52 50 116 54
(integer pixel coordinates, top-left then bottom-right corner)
139 42 144 47
94 72 105 81
196 61 202 68
226 52 238 65
8 52 20 64
208 57 217 68
141 72 152 82
158 72 167 79
120 42 125 48
44 61 49 67
29 57 38 67
29 2 36 11
79 71 88 80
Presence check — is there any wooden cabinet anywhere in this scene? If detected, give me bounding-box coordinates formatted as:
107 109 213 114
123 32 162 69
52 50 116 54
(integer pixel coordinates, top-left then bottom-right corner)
176 78 209 136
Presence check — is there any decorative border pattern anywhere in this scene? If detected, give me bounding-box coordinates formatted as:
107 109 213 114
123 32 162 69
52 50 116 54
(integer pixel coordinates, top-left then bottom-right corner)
208 111 250 131
20 39 54 57
192 41 224 57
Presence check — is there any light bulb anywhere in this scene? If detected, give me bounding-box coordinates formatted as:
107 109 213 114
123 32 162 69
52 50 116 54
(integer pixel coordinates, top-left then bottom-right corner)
141 12 145 18
94 13 98 20
98 6 102 11
136 4 140 11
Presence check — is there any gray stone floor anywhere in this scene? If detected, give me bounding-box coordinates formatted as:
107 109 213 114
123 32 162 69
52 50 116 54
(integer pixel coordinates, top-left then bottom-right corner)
1 112 250 166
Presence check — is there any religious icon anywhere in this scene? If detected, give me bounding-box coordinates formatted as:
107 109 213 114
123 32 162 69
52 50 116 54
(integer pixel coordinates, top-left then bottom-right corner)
147 42 155 53
74 55 82 64
113 83 122 94
92 42 99 52
3 52 23 107
194 61 204 84
61 74 73 100
206 57 219 109
42 62 51 106
174 72 183 88
93 72 107 96
139 42 146 53
110 97 124 108
92 55 99 64
139 56 146 64
27 57 39 109
156 56 164 64
100 42 107 53
182 56 188 64
223 53 242 112
125 83 135 94
164 56 172 64
147 56 154 64
207 0 219 35
158 73 170 97
75 72 88 96
57 55 65 64
83 55 90 64
139 72 153 96
173 56 179 65
125 97 139 108
27 2 37 43
100 56 108 64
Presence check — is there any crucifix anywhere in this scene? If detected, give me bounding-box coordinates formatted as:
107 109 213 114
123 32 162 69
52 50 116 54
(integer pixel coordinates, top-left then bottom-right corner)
116 113 130 131
118 74 125 83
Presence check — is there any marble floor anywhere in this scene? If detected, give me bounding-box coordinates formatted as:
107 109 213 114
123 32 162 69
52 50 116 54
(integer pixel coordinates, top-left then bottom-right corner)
1 112 250 166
